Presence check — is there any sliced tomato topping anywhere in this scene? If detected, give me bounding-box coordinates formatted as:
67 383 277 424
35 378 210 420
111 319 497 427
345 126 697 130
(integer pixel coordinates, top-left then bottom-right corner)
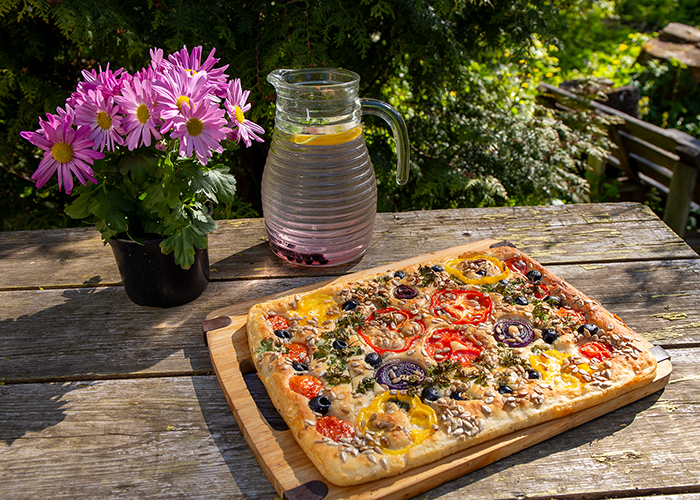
579 341 613 361
289 374 323 399
505 258 528 274
424 328 482 367
358 307 425 354
286 342 309 362
530 282 550 299
268 314 289 330
316 415 355 442
430 289 493 325
554 306 586 325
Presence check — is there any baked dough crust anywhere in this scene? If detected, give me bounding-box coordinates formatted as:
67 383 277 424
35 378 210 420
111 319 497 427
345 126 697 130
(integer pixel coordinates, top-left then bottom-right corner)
246 245 657 486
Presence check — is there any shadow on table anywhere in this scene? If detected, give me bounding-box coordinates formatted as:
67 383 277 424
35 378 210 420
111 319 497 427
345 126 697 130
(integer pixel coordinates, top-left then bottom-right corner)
421 391 665 499
0 283 219 446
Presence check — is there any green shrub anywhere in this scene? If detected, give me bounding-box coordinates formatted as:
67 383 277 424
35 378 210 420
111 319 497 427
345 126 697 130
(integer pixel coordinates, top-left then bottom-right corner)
2 0 605 231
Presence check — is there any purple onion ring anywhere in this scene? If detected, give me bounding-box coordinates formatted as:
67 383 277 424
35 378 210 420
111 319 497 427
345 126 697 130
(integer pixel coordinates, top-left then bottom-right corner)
375 360 425 390
492 318 535 347
394 284 418 300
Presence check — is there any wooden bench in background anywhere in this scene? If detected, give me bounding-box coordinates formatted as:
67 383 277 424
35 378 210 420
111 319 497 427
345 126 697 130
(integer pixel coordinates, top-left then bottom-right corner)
538 81 700 237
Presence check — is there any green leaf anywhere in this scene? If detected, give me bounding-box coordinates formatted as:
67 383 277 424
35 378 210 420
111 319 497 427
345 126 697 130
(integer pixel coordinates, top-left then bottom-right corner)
118 149 160 185
191 164 237 204
159 225 208 269
190 204 218 234
95 188 133 236
64 189 97 219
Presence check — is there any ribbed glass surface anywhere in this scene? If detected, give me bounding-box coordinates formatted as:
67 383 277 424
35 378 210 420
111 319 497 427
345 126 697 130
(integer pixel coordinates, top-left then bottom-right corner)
261 134 377 266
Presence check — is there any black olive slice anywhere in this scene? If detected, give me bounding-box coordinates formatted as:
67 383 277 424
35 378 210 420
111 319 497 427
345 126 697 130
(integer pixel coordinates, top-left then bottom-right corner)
525 269 543 282
421 386 440 402
342 300 358 311
364 352 382 368
274 329 291 340
309 395 331 415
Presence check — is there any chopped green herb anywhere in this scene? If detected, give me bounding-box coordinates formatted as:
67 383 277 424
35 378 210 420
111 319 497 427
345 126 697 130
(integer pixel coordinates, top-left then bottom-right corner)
256 338 289 356
356 377 376 394
373 295 391 309
418 265 437 286
499 348 527 368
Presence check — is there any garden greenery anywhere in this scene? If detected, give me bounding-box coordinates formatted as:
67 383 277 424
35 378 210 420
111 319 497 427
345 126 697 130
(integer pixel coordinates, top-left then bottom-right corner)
0 0 696 232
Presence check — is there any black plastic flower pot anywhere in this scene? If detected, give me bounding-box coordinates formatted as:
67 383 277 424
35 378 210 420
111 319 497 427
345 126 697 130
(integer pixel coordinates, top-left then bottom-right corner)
109 236 209 308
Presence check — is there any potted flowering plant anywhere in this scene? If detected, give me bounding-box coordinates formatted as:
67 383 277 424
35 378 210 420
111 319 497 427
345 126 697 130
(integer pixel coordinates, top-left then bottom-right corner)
20 46 264 306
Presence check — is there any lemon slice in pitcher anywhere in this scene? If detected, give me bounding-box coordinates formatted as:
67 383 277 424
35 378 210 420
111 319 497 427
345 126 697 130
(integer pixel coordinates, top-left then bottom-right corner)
290 125 362 145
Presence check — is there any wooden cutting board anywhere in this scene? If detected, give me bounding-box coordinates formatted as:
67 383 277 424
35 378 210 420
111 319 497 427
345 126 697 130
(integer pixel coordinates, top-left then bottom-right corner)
203 239 672 500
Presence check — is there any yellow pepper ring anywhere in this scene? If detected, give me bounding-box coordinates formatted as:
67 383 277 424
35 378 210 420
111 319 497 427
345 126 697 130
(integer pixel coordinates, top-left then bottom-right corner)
295 292 340 326
528 350 592 388
445 255 510 285
357 392 438 455
290 125 362 146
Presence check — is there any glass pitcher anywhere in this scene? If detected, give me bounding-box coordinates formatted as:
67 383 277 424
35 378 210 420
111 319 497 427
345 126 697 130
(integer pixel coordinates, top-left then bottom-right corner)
261 68 410 267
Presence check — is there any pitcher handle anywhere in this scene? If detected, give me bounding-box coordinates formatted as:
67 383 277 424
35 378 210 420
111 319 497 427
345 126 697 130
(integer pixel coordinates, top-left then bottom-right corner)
360 98 410 185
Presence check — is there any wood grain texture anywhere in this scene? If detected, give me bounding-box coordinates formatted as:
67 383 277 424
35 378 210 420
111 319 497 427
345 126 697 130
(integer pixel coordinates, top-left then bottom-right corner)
2 258 698 383
1 203 697 290
2 203 699 500
1 349 695 500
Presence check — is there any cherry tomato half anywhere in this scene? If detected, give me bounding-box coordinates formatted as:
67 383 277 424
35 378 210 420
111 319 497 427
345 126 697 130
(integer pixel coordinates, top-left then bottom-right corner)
430 289 493 325
316 415 355 442
286 342 309 362
268 314 289 330
579 341 613 361
289 374 323 400
424 328 482 367
505 258 528 274
530 282 550 299
358 307 426 354
554 306 587 325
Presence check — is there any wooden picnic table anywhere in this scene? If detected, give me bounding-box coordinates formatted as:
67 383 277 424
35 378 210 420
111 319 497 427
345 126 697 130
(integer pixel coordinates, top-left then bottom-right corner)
1 201 699 500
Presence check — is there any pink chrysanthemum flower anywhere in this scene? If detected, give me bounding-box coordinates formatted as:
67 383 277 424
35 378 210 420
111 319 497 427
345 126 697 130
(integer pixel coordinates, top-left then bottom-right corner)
153 68 215 135
170 100 230 165
73 88 125 152
166 45 229 98
68 64 125 107
115 76 162 150
225 78 264 147
20 113 104 194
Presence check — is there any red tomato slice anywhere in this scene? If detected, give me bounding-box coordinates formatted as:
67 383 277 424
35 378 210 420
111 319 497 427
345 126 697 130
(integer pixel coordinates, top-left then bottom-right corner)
530 282 550 299
430 290 493 325
505 258 528 274
286 342 309 362
316 415 355 442
289 374 323 399
579 341 613 361
424 328 482 367
358 307 425 354
268 314 289 330
555 306 586 324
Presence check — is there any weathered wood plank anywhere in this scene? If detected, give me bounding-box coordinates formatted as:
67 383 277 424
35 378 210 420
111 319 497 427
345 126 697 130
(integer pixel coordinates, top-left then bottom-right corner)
2 259 698 383
0 203 696 290
0 375 273 500
1 348 697 500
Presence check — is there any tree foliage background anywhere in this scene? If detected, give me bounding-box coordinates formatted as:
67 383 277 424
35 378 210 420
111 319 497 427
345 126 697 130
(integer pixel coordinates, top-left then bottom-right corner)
0 0 624 231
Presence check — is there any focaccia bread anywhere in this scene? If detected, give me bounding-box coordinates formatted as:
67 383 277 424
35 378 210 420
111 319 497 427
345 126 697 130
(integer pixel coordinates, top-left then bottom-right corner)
246 243 657 486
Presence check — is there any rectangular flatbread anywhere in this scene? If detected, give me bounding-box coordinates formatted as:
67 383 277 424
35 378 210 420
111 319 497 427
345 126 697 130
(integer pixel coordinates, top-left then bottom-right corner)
246 243 657 486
